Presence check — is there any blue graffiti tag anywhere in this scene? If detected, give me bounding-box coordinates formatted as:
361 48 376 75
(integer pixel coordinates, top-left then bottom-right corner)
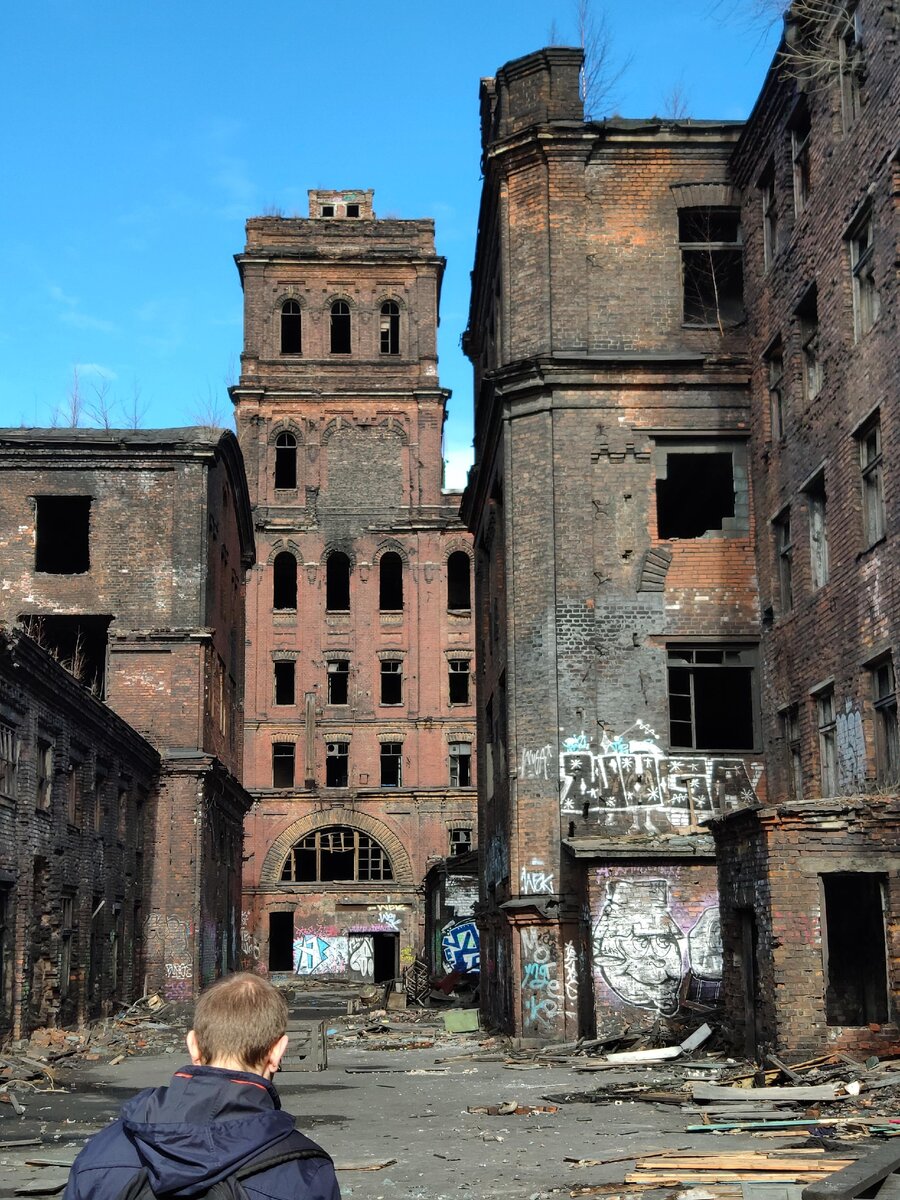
441 919 481 973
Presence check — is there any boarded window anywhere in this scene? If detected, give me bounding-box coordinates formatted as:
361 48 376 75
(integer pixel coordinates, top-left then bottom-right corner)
273 552 297 610
274 432 298 489
274 661 295 706
679 207 744 327
280 300 302 355
447 551 471 610
657 452 735 539
823 873 888 1025
668 646 755 751
35 496 91 574
280 826 393 883
326 552 350 611
325 741 349 788
327 660 349 705
380 742 402 787
330 300 351 354
272 743 295 789
379 552 403 610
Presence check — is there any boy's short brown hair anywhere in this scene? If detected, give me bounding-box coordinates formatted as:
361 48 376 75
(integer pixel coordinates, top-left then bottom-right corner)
191 972 288 1071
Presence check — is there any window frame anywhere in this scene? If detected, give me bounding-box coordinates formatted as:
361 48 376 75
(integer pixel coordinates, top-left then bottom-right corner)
765 340 785 442
326 659 349 706
379 742 403 788
279 299 302 356
678 206 745 328
790 103 812 215
815 687 838 797
804 471 829 590
274 431 298 490
0 724 18 802
273 660 296 707
781 704 803 800
848 210 880 340
379 301 400 356
325 740 349 788
379 659 403 707
448 658 471 706
272 742 296 789
280 825 394 884
871 657 899 786
448 742 472 787
774 507 793 613
857 414 885 547
666 644 758 753
761 163 779 271
329 300 351 355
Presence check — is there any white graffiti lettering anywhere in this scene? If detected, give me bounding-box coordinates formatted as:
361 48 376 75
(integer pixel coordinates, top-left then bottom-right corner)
519 744 554 779
520 867 555 894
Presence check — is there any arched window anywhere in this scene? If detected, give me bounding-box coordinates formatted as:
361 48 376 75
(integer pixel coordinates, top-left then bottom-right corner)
447 551 471 609
330 300 351 354
280 826 394 882
280 300 302 354
326 551 350 611
379 552 403 611
273 552 297 610
274 432 297 489
379 301 400 355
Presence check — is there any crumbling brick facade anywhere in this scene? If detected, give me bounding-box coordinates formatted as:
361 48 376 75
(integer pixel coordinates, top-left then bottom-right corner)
0 428 256 1008
232 191 477 983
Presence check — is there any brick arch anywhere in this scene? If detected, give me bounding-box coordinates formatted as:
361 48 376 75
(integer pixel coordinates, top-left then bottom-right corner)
268 420 304 445
670 181 740 209
320 541 356 569
266 539 302 565
374 538 411 564
443 539 473 562
374 292 407 312
260 808 414 886
321 416 409 446
323 292 355 312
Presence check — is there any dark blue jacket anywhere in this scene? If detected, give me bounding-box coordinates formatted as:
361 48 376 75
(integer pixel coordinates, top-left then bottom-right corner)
63 1064 340 1200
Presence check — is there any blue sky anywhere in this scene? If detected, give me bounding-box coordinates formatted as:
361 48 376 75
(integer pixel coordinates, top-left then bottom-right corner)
0 1 779 488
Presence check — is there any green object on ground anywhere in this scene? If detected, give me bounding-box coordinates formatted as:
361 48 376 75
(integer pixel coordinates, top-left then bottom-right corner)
443 1009 480 1033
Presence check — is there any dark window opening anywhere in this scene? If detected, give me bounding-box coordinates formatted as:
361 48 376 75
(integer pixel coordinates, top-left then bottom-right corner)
379 552 403 610
859 415 885 546
679 207 744 327
657 452 734 538
380 742 402 787
273 552 297 610
35 495 91 574
774 508 793 612
823 873 888 1025
325 741 349 788
327 660 349 705
274 661 295 706
796 287 822 401
272 742 295 789
320 205 334 218
790 102 811 214
281 826 393 883
346 203 360 218
447 551 471 609
274 432 298 489
379 301 400 355
330 300 351 354
326 552 350 611
872 659 899 786
668 646 755 751
450 827 473 854
765 339 785 441
449 745 472 788
36 739 53 810
280 300 302 355
380 660 403 705
268 912 294 972
449 658 471 705
21 614 110 697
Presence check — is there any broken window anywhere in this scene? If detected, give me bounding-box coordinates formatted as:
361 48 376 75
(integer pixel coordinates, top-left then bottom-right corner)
36 739 52 810
781 705 803 800
449 743 472 788
380 660 403 706
379 552 403 611
667 646 756 751
838 8 863 132
450 826 473 855
448 658 471 705
765 340 785 441
326 552 350 611
796 287 822 401
272 742 295 789
656 451 735 539
327 660 349 705
679 207 744 328
60 893 75 1000
774 509 793 613
330 300 351 354
872 658 899 786
379 301 400 355
380 742 402 788
858 414 885 546
280 826 393 883
790 101 811 215
0 724 18 801
447 551 471 610
325 741 349 788
280 300 302 355
760 163 779 270
274 432 298 489
272 552 297 611
823 873 888 1025
849 209 879 340
22 614 110 696
805 472 829 590
274 661 296 706
816 688 837 796
34 495 91 574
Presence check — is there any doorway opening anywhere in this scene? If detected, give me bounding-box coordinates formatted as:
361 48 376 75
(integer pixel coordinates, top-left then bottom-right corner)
373 933 398 984
823 873 889 1025
268 912 294 972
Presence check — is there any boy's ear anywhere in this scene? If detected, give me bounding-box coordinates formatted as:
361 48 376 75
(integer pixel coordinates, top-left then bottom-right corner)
263 1033 289 1077
186 1030 204 1065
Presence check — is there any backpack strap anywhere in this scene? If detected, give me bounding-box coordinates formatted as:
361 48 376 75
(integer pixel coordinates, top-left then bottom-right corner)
113 1169 155 1200
233 1130 332 1182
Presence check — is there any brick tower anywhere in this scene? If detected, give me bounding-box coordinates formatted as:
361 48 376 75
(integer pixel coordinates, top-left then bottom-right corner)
232 190 477 983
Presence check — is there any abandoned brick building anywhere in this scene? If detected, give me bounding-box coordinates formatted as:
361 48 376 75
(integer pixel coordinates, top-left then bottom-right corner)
463 0 898 1052
0 427 255 1025
231 190 477 984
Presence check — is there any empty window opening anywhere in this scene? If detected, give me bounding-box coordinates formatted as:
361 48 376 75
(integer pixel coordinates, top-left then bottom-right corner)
281 826 393 882
379 552 403 610
346 203 360 218
790 102 811 214
326 552 350 611
272 742 295 789
449 658 471 705
274 661 296 706
379 301 400 355
447 551 472 610
774 508 793 613
327 660 349 705
268 912 294 972
796 287 822 401
92 773 105 832
280 300 302 355
60 893 75 999
872 659 899 786
274 432 298 489
36 739 53 810
806 473 829 590
765 340 785 441
21 614 110 697
449 744 472 788
330 300 351 354
325 741 349 788
761 164 779 270
817 688 837 797
839 8 863 131
273 552 298 610
858 415 885 546
782 705 803 800
0 723 18 802
657 452 734 538
823 873 888 1025
380 660 403 705
849 211 880 339
679 207 744 328
320 204 335 218
380 742 402 788
34 495 91 574
668 646 755 751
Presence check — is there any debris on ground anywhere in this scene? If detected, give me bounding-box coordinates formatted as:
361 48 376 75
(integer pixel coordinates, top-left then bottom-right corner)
625 1147 859 1185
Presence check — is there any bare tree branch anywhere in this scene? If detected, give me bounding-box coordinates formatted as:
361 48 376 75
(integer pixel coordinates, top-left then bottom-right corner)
575 0 632 119
663 79 691 119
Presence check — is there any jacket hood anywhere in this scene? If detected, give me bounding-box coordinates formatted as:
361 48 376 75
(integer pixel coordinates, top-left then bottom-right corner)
121 1065 295 1197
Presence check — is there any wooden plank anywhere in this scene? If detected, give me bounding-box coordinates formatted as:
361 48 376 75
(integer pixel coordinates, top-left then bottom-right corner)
801 1145 900 1200
693 1084 840 1103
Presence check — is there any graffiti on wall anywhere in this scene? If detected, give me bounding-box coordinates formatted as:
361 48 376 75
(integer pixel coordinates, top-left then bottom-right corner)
240 911 261 963
145 914 194 1001
836 700 866 792
520 860 555 895
442 919 480 973
521 926 562 1033
592 877 722 1016
559 723 763 832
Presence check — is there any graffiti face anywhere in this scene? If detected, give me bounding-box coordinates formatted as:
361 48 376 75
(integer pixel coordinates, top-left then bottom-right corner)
687 907 722 980
442 919 480 973
592 878 684 1017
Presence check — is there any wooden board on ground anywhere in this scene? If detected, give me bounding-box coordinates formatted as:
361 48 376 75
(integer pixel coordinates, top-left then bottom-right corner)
282 1018 327 1072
